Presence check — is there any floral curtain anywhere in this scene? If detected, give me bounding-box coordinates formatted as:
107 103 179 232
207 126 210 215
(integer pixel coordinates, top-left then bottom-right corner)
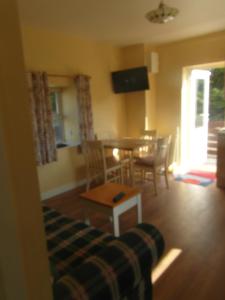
28 72 57 165
74 74 95 141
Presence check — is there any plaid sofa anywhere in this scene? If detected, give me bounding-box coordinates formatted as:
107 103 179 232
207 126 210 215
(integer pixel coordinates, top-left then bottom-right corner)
43 206 164 300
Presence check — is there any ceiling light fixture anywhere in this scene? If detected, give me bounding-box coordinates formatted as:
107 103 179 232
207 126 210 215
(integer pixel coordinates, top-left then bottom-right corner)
145 1 179 24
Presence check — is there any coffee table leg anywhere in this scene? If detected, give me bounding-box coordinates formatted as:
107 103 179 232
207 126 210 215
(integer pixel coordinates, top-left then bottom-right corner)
112 209 120 237
137 194 142 223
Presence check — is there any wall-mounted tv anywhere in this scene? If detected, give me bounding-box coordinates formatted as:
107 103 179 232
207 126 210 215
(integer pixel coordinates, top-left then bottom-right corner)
111 66 149 94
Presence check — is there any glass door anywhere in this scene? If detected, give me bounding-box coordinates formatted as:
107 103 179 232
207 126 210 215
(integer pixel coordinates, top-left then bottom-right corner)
189 70 211 167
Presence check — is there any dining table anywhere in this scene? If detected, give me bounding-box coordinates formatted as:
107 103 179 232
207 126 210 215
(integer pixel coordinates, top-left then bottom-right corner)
102 138 156 186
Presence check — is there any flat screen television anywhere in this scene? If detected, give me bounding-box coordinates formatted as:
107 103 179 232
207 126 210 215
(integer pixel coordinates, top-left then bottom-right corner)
111 66 149 94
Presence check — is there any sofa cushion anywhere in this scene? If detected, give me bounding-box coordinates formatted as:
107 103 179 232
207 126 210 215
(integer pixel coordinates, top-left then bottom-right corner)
53 223 165 300
43 206 115 278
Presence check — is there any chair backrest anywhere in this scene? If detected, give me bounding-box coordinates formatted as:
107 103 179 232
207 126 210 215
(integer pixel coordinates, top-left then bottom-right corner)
139 130 157 155
154 135 172 167
141 130 157 140
82 140 105 179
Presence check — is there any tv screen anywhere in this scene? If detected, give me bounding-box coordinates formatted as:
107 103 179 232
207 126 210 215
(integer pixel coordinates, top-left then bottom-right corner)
111 66 149 94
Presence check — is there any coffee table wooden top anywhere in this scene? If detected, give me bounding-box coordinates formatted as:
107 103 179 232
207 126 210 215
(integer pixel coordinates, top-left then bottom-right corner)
80 183 141 208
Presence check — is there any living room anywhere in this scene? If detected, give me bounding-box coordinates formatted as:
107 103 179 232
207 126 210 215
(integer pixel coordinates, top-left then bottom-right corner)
22 25 225 200
1 1 225 300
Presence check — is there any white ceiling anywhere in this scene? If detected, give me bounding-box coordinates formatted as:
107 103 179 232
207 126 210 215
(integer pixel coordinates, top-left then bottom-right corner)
17 0 225 46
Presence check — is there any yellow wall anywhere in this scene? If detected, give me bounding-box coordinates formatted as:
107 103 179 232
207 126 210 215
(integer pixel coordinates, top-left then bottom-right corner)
121 44 146 137
0 1 52 299
144 46 158 130
145 73 157 129
120 44 157 136
21 27 127 194
155 30 225 138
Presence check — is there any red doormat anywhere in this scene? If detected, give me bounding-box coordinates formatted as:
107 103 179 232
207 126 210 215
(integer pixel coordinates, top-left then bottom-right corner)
175 170 216 186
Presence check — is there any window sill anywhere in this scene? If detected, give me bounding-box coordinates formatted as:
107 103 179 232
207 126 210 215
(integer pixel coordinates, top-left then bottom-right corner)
56 143 68 149
56 141 80 150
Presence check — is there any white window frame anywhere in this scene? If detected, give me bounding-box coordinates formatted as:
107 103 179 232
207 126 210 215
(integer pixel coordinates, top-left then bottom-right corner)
50 88 66 147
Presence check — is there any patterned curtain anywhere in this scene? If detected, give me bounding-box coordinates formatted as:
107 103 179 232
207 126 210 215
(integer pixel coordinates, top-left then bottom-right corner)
74 74 95 141
28 72 57 165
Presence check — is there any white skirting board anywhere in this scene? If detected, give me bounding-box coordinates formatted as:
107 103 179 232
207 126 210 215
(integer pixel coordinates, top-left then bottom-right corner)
41 179 86 201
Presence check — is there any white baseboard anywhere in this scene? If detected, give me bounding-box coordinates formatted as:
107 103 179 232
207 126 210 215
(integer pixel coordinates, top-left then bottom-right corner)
41 179 86 201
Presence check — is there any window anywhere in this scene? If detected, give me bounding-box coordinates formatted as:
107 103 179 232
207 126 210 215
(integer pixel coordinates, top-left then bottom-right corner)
50 89 65 147
49 80 80 149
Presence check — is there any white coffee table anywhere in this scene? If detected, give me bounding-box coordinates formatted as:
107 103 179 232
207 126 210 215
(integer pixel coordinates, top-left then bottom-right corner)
80 183 142 237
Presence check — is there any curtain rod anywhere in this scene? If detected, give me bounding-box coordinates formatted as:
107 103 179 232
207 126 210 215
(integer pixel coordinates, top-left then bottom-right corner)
47 73 74 79
48 73 91 79
27 71 91 79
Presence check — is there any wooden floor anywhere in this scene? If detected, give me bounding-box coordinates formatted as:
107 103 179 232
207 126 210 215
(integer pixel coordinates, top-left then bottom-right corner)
46 177 225 300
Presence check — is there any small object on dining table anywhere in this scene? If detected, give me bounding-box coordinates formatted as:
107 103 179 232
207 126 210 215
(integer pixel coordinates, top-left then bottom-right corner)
113 192 126 203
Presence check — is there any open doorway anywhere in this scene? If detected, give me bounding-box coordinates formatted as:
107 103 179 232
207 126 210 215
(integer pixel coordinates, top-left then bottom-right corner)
181 62 225 173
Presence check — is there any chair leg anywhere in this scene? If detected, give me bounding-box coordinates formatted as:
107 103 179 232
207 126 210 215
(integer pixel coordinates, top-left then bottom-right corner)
165 168 169 189
153 168 158 196
121 167 124 184
104 172 107 184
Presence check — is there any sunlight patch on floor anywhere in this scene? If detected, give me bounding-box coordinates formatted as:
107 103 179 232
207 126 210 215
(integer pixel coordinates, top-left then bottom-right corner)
152 248 182 284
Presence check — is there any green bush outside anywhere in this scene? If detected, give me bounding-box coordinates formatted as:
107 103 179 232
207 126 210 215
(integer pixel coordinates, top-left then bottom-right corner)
209 68 225 121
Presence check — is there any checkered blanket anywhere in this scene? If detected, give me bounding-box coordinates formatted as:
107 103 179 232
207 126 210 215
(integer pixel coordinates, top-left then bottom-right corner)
43 206 164 300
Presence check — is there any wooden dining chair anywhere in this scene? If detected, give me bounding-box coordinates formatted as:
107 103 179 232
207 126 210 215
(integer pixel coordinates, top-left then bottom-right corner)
142 130 157 140
134 135 172 195
82 140 123 191
133 129 157 159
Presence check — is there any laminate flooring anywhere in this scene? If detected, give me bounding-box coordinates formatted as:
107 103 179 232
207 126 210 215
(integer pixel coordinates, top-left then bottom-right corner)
46 177 225 300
